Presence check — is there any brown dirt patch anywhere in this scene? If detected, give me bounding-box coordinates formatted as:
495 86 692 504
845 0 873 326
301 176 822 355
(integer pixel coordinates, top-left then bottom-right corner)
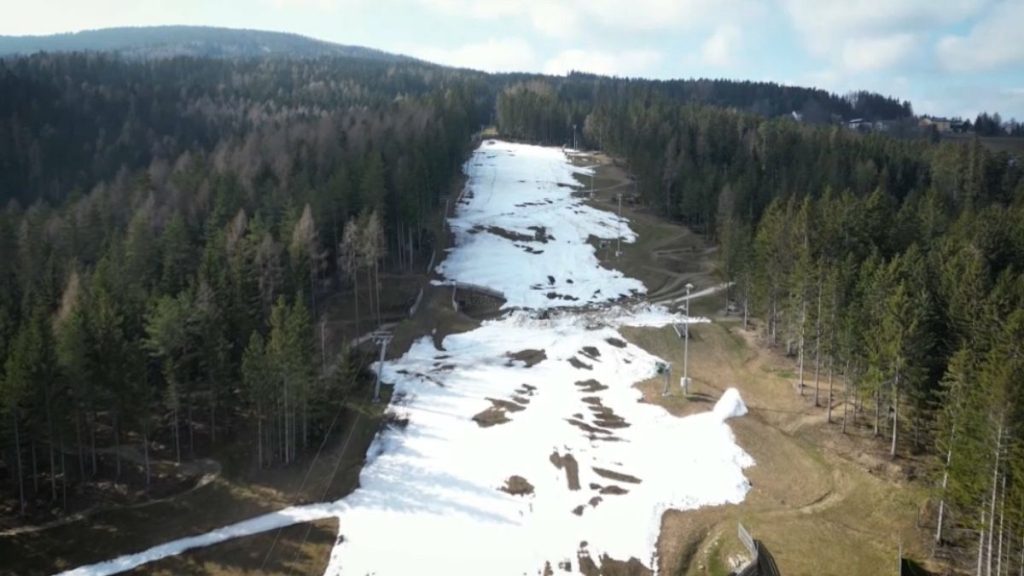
575 379 608 392
592 467 642 485
549 451 581 491
501 475 535 496
584 397 630 429
507 349 547 367
472 397 526 428
472 406 510 427
568 356 593 370
566 418 619 441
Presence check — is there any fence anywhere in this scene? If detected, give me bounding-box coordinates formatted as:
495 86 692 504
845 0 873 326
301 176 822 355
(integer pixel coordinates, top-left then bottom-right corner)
735 523 782 576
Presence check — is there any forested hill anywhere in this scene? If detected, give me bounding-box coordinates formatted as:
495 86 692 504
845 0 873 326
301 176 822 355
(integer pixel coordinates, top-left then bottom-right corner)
0 26 412 61
496 72 912 141
1 45 1020 573
0 53 486 206
0 51 490 516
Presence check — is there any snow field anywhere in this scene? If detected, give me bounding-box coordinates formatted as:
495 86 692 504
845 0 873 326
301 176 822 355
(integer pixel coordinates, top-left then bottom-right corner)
437 140 644 309
324 309 753 575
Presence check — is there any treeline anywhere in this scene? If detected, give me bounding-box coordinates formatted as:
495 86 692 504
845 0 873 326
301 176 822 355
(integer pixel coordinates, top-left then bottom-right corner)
974 112 1024 137
495 74 912 147
499 78 1024 572
0 53 488 516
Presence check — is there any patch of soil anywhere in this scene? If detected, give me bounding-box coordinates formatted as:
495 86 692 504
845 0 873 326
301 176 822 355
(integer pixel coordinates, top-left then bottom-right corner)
507 349 547 367
585 399 630 429
528 226 554 242
549 451 581 491
600 485 629 496
501 475 535 496
566 418 618 440
483 225 535 243
575 379 608 392
546 292 580 302
472 406 509 427
472 398 526 428
568 357 593 370
605 337 627 348
592 467 642 485
572 505 586 516
580 346 601 360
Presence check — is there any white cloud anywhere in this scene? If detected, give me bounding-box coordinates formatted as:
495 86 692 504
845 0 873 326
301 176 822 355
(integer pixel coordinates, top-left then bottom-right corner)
937 0 1024 71
578 0 727 30
781 0 989 55
841 33 916 72
701 25 741 67
542 48 662 77
407 38 538 73
528 3 582 39
416 0 753 38
911 85 1024 120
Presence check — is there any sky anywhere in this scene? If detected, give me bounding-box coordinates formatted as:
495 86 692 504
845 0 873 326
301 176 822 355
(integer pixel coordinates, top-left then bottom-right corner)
3 0 1024 120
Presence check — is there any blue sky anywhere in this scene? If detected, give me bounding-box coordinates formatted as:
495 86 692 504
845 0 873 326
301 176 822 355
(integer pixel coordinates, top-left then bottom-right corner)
5 0 1024 119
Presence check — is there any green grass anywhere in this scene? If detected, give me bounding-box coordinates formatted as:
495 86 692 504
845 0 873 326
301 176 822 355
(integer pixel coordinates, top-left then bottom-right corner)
705 541 731 576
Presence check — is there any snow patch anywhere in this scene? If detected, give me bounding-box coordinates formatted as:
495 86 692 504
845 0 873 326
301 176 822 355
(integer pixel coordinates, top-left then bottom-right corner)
713 387 749 421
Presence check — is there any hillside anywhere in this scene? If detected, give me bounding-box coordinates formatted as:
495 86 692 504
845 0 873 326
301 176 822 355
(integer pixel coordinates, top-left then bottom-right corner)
0 25 411 61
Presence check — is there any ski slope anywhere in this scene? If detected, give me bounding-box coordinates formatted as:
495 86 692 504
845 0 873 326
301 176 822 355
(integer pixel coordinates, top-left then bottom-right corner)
60 140 753 576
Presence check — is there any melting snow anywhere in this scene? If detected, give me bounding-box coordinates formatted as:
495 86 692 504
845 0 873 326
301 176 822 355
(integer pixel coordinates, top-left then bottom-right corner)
59 141 753 576
437 140 644 309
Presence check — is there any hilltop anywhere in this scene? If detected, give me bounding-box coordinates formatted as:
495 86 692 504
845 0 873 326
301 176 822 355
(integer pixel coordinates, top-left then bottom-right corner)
0 25 411 61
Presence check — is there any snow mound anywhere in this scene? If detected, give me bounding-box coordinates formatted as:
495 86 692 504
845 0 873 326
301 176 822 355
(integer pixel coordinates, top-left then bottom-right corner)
713 387 749 421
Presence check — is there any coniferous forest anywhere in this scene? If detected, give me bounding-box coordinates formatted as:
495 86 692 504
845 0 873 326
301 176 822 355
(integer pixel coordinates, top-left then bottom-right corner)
2 46 1024 572
497 76 1024 568
0 52 489 515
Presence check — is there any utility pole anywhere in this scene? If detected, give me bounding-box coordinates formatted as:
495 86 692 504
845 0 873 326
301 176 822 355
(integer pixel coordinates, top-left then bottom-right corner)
616 193 623 257
320 319 327 372
373 333 393 403
682 283 693 396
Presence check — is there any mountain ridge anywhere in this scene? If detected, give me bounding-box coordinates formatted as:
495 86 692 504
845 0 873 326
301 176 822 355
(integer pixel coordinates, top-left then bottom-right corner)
0 25 413 62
